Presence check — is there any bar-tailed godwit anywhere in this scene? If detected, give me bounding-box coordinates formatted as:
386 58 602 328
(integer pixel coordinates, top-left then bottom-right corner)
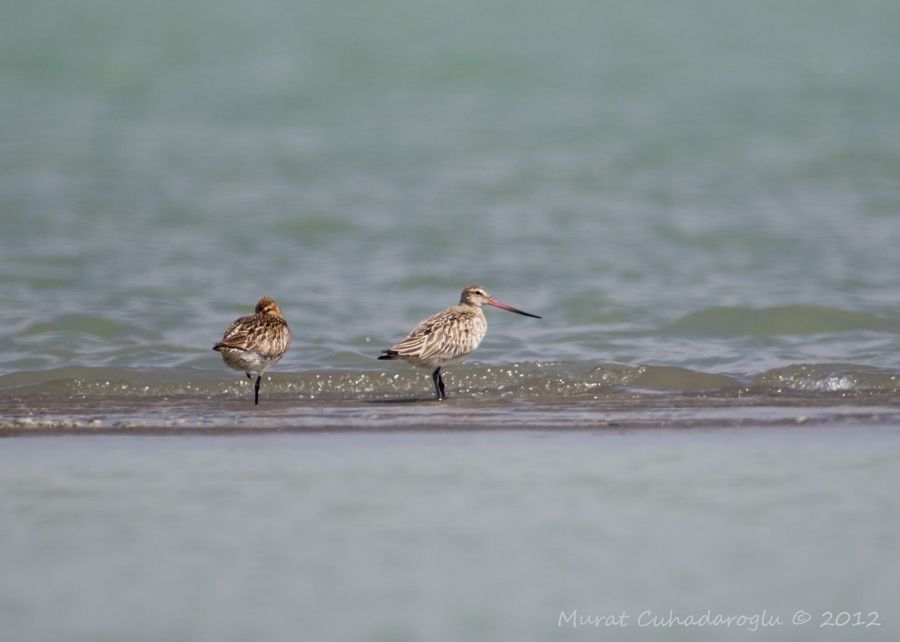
213 296 292 405
378 284 540 400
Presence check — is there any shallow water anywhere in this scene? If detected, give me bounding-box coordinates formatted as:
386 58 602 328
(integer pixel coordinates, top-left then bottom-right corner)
3 0 900 397
2 428 899 642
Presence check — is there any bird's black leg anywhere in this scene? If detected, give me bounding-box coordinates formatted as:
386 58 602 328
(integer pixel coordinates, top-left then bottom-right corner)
254 374 262 405
432 367 446 400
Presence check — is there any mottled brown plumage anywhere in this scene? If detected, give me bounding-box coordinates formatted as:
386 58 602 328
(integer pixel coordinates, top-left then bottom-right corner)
213 296 291 405
379 285 540 399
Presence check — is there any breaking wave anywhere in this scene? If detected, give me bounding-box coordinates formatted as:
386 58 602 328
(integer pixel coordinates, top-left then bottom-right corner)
663 306 900 338
2 362 898 401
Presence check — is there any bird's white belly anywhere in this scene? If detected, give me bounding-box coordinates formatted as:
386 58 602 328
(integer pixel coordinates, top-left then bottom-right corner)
410 354 468 369
219 348 279 374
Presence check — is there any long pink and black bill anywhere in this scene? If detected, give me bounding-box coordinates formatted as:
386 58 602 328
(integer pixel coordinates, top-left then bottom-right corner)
486 298 541 318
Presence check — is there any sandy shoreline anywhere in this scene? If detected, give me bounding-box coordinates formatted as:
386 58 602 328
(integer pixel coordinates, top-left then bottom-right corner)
3 391 900 435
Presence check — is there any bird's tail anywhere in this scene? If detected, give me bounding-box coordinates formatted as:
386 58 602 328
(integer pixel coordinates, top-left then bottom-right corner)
213 342 247 353
378 350 398 360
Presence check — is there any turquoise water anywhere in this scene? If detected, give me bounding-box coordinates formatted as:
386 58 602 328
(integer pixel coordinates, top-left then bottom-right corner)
2 1 900 640
2 0 900 394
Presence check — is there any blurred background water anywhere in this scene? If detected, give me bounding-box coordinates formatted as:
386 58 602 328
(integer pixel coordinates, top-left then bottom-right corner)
2 0 900 395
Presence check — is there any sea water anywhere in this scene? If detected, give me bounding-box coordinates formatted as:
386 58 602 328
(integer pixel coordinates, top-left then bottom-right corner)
2 428 899 642
2 0 900 639
2 0 900 398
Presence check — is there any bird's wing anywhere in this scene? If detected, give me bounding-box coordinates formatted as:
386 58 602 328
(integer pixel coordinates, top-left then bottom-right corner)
388 308 483 361
216 315 291 358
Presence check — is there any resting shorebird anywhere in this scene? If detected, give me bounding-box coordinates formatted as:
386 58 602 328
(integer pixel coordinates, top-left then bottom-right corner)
213 296 291 405
378 284 540 400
